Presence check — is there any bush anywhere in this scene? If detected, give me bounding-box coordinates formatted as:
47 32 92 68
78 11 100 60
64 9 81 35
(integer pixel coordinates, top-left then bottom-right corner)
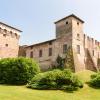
89 72 100 88
27 69 83 91
0 57 40 85
51 47 75 71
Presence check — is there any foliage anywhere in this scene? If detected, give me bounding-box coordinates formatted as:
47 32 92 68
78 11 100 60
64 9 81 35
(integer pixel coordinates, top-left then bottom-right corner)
89 72 100 88
0 57 40 85
52 47 75 71
0 70 100 100
53 55 65 70
97 58 100 70
64 47 75 71
27 69 83 91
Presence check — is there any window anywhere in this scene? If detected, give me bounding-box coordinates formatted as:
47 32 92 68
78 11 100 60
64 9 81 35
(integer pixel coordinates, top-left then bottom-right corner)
66 21 68 25
49 41 52 45
30 51 33 58
30 46 33 49
77 34 80 40
4 29 7 33
77 45 80 54
39 50 42 57
77 22 79 25
63 44 67 53
10 31 12 34
5 44 8 47
77 34 80 38
15 33 17 39
92 50 94 56
49 48 52 56
3 34 6 37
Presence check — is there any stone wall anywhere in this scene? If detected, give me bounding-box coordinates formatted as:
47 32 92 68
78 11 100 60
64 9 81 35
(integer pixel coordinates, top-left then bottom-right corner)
25 33 72 71
72 17 86 72
22 14 100 72
84 35 100 71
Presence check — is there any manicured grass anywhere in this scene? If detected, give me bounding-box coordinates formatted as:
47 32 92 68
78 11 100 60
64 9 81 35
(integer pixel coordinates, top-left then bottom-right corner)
0 70 100 100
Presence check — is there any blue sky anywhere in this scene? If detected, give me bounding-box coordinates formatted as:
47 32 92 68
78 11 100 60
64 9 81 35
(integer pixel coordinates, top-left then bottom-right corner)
0 0 100 45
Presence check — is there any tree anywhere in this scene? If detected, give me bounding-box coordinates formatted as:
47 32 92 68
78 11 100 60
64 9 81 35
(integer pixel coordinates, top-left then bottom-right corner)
56 55 65 69
97 58 100 71
64 47 75 71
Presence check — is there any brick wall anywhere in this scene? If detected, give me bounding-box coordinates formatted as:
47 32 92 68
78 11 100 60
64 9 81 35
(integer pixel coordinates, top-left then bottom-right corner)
0 23 21 58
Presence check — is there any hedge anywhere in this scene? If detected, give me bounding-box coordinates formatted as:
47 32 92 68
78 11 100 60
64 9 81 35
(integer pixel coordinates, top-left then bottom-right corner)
27 69 83 91
0 57 40 85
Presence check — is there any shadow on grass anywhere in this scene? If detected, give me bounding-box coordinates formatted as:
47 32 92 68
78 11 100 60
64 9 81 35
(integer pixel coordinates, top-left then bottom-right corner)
26 86 79 93
86 82 100 90
0 83 26 87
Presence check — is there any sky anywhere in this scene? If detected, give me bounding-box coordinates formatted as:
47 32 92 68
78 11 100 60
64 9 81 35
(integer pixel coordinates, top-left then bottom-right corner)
0 0 100 45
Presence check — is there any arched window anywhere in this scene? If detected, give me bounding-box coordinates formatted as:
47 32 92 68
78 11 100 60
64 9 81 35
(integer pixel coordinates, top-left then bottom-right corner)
15 33 17 38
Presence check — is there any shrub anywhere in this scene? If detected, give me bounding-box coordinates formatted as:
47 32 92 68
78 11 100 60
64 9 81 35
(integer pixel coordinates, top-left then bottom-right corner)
27 69 83 91
64 47 75 71
51 47 75 71
97 58 100 70
89 72 100 88
56 55 65 69
0 57 40 85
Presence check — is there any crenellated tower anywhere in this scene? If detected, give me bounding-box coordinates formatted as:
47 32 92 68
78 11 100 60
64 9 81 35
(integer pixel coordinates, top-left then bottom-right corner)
0 22 22 58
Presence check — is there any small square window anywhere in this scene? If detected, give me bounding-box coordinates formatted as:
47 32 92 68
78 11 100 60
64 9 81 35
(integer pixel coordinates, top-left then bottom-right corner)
49 41 52 45
3 34 6 37
66 21 68 25
5 44 8 47
4 29 7 32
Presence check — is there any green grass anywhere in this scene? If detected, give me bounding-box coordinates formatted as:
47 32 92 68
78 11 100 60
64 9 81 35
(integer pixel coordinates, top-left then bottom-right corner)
0 70 100 100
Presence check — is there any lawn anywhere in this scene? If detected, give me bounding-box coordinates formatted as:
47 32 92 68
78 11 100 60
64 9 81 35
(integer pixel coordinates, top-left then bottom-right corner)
0 70 100 100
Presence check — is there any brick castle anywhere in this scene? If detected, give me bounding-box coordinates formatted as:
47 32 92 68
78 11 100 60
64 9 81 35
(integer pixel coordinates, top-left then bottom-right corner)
1 14 100 72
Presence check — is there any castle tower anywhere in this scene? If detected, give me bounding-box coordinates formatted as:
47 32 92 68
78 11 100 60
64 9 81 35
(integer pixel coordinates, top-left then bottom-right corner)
55 14 86 72
0 22 22 58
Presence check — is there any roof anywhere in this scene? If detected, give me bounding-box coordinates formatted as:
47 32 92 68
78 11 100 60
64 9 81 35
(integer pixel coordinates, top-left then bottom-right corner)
26 39 56 48
0 22 22 32
55 14 84 24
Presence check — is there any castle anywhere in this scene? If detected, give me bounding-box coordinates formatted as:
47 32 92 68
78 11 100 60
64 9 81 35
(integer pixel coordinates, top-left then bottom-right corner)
22 14 100 72
1 14 100 72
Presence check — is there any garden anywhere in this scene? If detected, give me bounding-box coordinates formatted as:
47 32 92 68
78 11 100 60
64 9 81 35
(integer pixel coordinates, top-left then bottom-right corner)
0 56 100 100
